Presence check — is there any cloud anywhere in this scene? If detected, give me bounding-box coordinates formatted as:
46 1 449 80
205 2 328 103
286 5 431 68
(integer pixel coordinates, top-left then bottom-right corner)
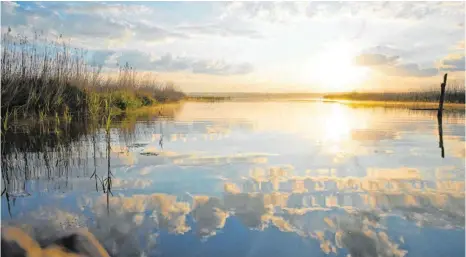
440 54 465 72
223 192 272 229
1 2 261 47
175 23 263 39
1 2 130 41
102 193 191 234
269 216 295 232
310 230 337 254
191 196 229 237
113 51 254 75
354 53 399 66
192 60 254 75
276 206 407 256
354 53 438 77
89 50 116 66
152 54 199 72
364 45 407 57
355 39 465 78
111 178 153 189
60 2 154 17
116 50 155 69
233 163 465 230
287 210 407 257
1 2 32 28
51 2 263 39
381 63 438 77
221 2 307 23
336 227 407 257
1 1 463 91
221 2 465 23
131 22 188 42
455 40 465 50
224 182 242 194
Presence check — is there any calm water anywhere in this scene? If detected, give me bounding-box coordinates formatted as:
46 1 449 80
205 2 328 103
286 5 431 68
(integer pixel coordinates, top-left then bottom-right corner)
2 101 465 257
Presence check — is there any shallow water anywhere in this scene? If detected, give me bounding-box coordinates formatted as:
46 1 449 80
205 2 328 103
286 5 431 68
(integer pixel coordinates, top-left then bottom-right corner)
2 101 465 257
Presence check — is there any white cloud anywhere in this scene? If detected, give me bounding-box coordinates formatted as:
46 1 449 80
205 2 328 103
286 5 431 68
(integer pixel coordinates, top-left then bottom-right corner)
175 23 263 39
76 50 255 75
221 2 465 23
354 53 400 66
1 1 464 92
220 2 309 23
354 53 439 77
441 54 466 72
191 196 229 237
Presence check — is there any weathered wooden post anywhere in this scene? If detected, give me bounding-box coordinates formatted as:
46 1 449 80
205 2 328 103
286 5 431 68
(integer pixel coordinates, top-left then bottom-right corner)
437 114 445 158
437 73 448 117
437 73 447 158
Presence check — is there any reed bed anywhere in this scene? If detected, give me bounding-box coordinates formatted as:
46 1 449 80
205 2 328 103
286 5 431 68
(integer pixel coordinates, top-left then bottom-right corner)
1 31 185 120
324 82 465 104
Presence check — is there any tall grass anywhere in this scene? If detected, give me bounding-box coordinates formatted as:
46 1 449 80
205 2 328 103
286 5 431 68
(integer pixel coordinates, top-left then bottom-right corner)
324 82 465 103
1 31 185 119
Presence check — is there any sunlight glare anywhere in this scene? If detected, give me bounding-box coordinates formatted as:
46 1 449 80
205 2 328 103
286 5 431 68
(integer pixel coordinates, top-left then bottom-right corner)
324 104 351 142
304 42 368 92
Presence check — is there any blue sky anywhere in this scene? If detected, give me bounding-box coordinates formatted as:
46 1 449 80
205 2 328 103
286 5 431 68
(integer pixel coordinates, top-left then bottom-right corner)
1 1 465 92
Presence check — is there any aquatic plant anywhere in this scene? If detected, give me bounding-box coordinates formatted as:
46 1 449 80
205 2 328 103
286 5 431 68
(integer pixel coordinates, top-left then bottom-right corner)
324 82 465 104
1 30 185 119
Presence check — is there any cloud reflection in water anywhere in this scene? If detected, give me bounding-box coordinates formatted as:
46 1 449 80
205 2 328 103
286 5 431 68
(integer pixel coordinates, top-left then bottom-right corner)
2 101 465 257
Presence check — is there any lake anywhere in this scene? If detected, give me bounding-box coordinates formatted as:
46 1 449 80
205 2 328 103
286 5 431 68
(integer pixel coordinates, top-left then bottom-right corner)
1 100 465 257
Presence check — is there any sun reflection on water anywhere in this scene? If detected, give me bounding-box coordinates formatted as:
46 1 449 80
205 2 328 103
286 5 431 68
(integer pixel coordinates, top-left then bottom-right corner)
323 104 352 142
2 101 465 257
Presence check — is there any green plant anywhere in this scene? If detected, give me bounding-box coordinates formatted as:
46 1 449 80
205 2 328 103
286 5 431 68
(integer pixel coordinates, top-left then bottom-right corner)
2 110 10 132
63 105 72 123
1 30 185 119
55 112 60 125
39 110 46 122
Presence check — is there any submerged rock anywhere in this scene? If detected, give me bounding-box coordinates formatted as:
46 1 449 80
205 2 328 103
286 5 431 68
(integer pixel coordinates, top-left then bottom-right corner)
1 226 110 257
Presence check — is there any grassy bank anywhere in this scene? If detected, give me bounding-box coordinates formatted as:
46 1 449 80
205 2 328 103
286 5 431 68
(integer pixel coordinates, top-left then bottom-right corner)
1 31 185 121
323 83 465 104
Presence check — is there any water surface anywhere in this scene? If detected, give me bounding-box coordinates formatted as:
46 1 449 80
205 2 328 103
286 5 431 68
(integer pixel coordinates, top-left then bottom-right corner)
2 101 465 257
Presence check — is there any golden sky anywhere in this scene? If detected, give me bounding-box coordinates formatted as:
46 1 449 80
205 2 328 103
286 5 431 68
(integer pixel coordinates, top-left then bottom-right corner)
2 1 465 92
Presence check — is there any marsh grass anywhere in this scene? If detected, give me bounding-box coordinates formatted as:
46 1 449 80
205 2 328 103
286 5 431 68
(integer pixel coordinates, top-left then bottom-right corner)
324 82 465 104
1 31 185 121
0 102 181 201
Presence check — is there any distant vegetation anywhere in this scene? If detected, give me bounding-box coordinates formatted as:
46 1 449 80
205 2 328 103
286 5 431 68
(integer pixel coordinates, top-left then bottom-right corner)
1 31 185 120
324 83 465 104
184 96 232 102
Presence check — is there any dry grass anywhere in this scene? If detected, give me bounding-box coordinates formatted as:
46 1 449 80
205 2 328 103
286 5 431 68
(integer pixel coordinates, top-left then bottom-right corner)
330 99 465 111
1 31 185 119
324 82 465 104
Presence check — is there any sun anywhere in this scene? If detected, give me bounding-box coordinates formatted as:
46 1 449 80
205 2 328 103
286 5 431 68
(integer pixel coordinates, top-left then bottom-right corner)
302 42 368 92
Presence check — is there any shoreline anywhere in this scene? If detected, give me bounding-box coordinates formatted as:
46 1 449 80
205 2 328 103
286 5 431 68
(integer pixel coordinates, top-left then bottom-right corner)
2 102 184 128
5 97 465 124
328 99 465 111
183 96 465 110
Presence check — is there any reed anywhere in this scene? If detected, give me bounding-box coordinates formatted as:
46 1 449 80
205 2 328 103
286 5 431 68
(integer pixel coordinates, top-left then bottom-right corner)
1 30 185 121
324 82 465 103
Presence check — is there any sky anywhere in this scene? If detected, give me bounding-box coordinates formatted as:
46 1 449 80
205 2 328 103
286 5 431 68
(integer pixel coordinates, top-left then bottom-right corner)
1 1 465 93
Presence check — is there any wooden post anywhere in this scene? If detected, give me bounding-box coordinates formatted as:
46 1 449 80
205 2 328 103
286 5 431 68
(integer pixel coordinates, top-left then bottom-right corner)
437 73 448 117
437 114 445 158
437 73 447 158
